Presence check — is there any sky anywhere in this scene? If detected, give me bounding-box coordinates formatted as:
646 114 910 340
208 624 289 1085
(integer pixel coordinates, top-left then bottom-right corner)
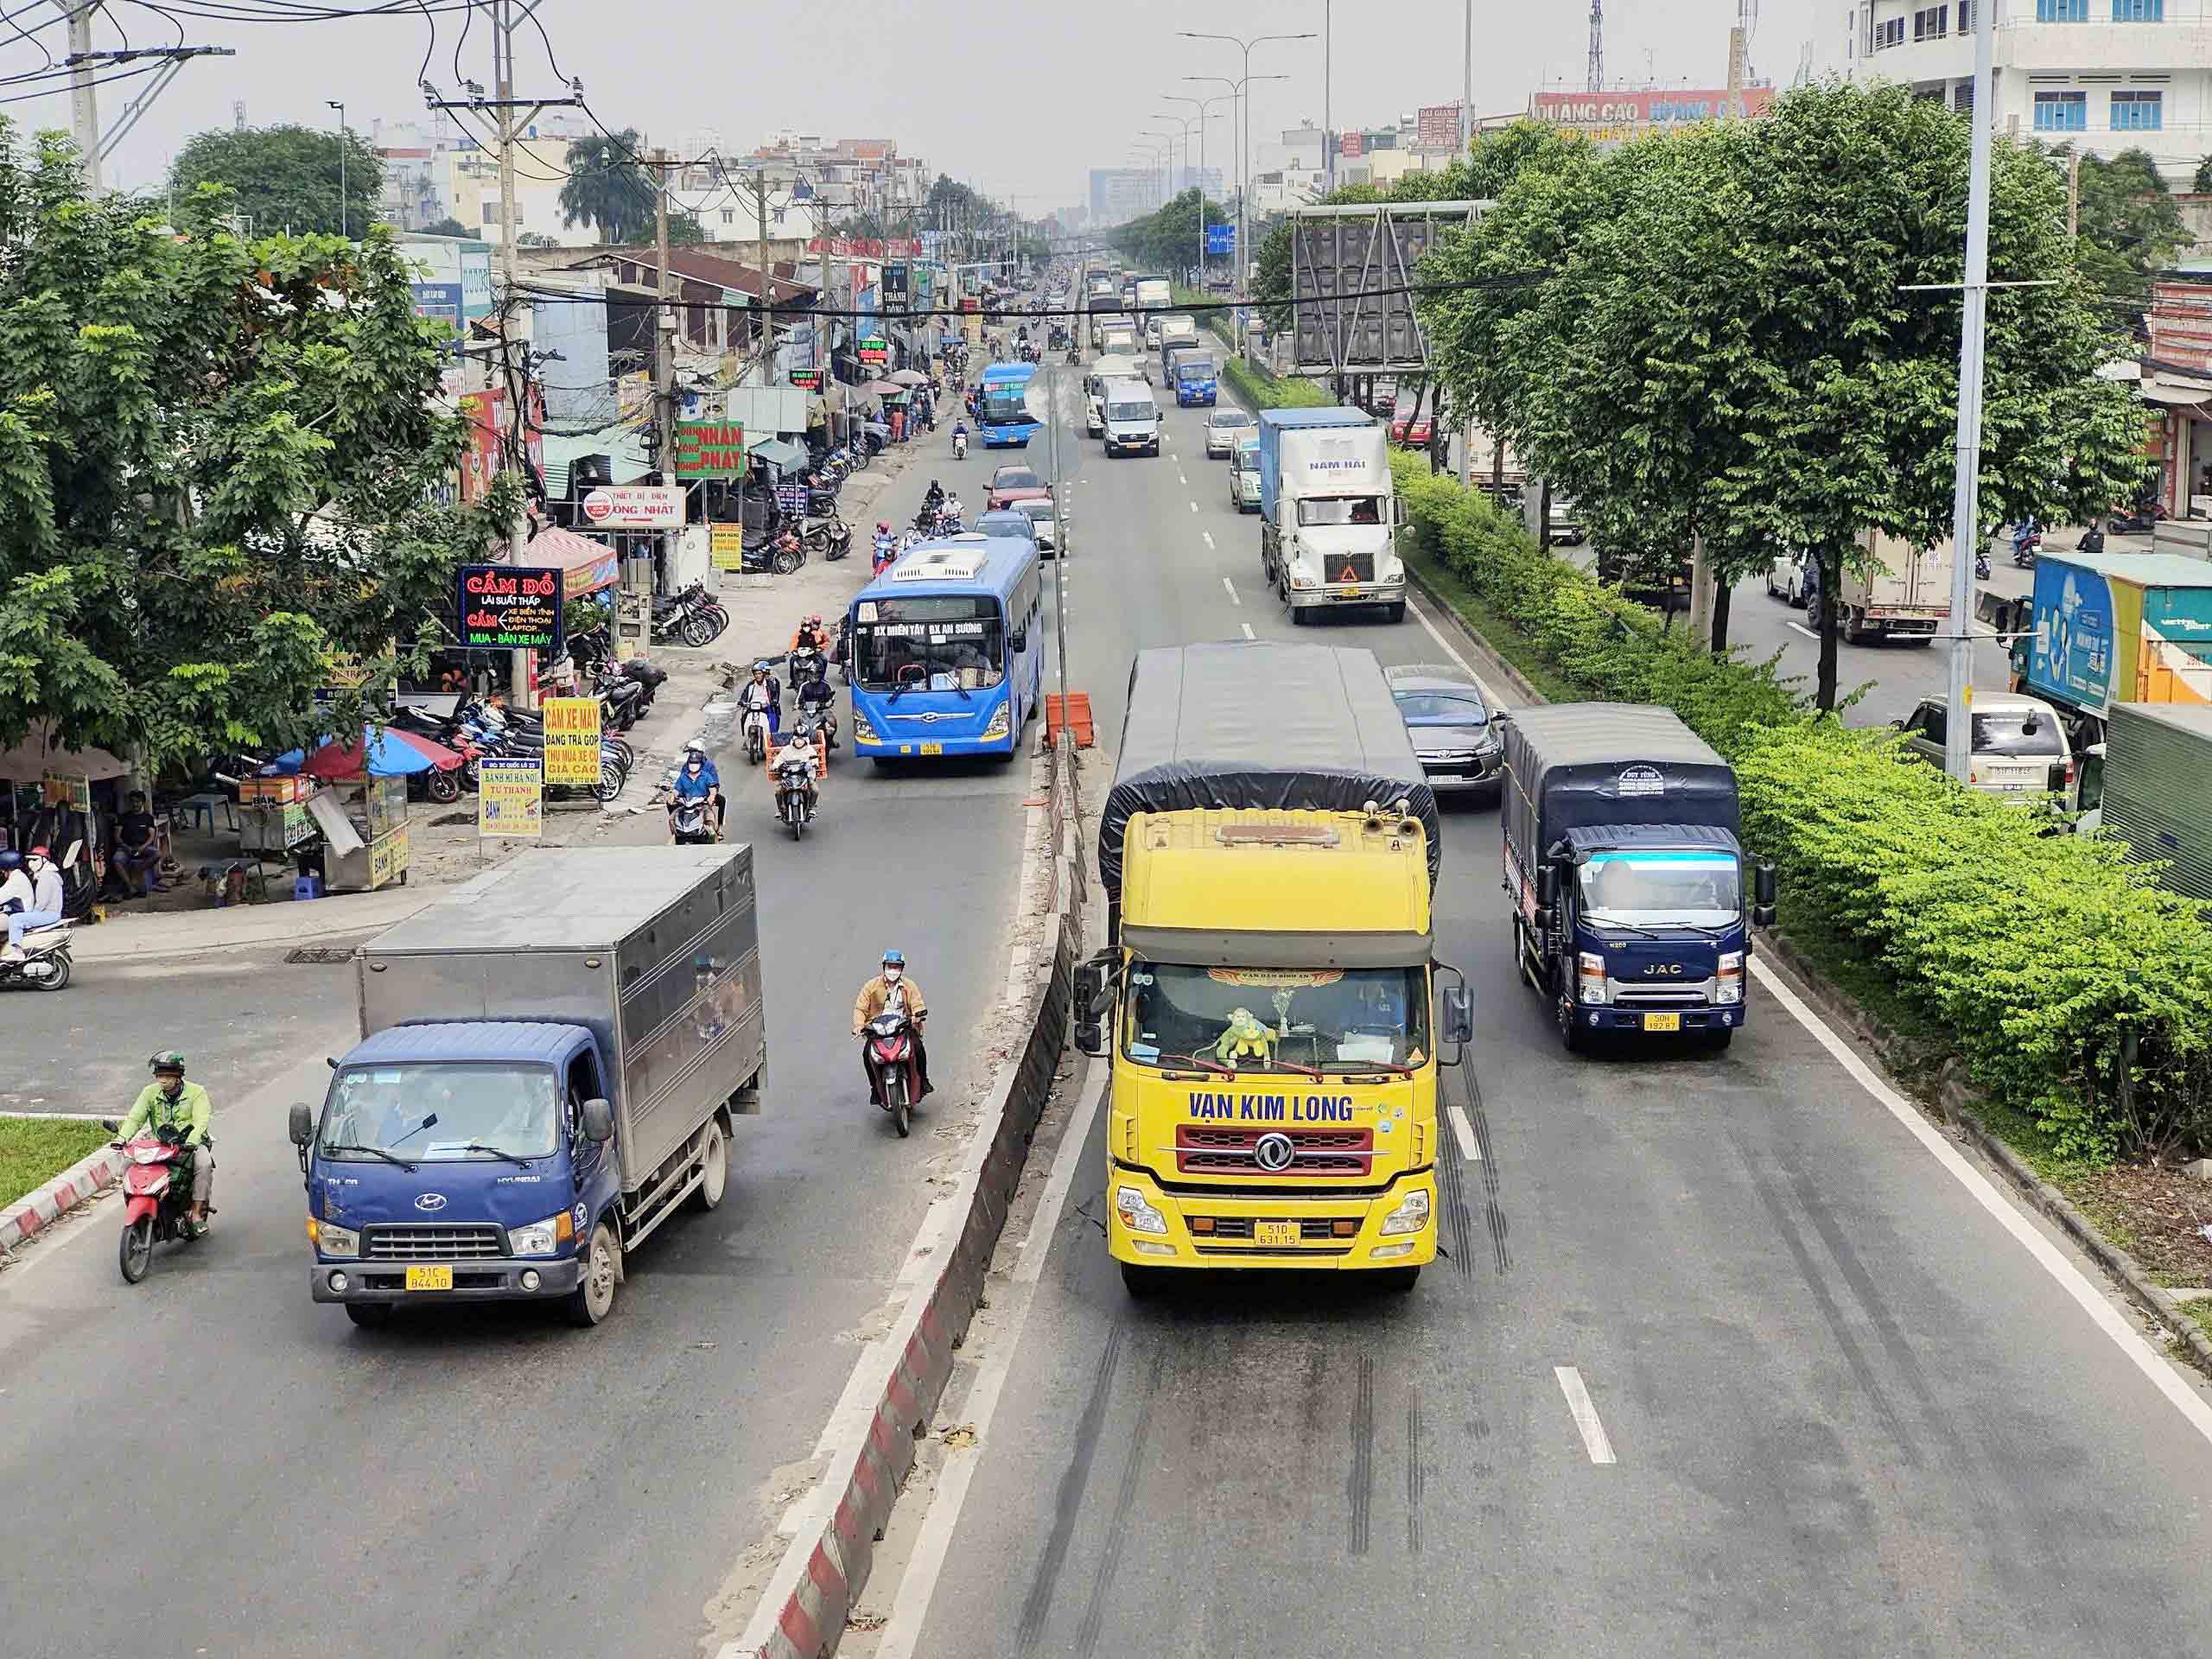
0 0 1817 212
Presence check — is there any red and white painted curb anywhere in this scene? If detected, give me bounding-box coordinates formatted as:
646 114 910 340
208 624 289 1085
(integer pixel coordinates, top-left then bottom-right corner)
0 1141 124 1257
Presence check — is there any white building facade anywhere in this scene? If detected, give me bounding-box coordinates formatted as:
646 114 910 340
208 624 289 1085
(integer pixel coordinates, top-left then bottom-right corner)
1813 0 2211 184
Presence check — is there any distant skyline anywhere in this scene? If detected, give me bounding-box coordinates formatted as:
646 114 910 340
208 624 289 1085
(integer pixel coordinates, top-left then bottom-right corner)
0 0 1814 213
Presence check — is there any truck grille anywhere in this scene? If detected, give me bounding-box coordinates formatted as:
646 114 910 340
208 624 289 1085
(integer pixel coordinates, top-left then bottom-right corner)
1195 1217 1344 1241
364 1224 505 1261
1173 1126 1374 1176
1324 554 1376 584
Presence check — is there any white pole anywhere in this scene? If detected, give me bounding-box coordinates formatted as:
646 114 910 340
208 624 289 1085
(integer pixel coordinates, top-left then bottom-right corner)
1943 0 1996 782
67 3 100 193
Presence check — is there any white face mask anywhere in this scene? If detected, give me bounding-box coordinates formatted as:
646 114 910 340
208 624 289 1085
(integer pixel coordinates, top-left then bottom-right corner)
882 967 901 984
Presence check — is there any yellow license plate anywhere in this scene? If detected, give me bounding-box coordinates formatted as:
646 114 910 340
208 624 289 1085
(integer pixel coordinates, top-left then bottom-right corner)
1255 1220 1300 1248
919 742 944 755
404 1265 453 1292
1643 1012 1681 1033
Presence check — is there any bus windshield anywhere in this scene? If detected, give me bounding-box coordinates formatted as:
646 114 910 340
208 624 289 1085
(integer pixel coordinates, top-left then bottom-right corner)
852 595 1006 695
982 385 1031 423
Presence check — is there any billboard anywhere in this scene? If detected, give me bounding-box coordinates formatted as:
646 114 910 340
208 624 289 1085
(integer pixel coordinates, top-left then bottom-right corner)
1340 131 1364 159
1415 103 1463 151
1529 86 1776 143
1288 201 1480 374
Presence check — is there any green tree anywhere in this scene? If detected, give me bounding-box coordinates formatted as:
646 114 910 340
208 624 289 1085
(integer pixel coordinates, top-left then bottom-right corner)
2052 145 2188 325
2196 155 2212 195
515 230 558 249
168 124 382 238
558 130 657 244
423 215 471 238
666 213 708 245
0 125 504 772
1106 187 1232 277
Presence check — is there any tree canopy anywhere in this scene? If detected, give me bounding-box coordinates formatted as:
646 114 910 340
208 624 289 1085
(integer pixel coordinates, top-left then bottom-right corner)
558 130 657 245
666 213 708 245
0 124 503 771
2048 145 2188 327
423 215 471 238
168 124 383 238
1107 188 1231 279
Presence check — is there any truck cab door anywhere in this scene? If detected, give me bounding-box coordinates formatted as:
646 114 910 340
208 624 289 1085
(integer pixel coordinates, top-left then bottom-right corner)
565 1048 613 1207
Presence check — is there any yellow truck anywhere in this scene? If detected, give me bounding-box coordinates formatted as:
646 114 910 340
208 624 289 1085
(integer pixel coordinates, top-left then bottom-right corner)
1074 641 1470 1294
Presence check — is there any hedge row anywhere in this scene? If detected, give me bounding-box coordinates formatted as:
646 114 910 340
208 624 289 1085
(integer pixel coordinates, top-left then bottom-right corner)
1391 453 2212 1161
1221 356 1330 413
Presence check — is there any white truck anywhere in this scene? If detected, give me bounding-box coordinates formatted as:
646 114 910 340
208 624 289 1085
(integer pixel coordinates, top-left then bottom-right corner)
1256 406 1408 623
1804 530 1953 646
1134 277 1170 328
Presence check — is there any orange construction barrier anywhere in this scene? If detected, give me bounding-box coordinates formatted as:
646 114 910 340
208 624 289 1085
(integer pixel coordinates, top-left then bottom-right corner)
1045 692 1095 749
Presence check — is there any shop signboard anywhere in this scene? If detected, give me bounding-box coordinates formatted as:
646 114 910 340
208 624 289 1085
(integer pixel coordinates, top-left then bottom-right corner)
710 523 747 571
1415 103 1463 150
579 483 684 529
673 420 747 479
858 336 889 367
41 770 92 814
457 564 563 651
476 756 543 838
775 482 808 514
788 367 822 391
541 696 603 785
368 822 410 889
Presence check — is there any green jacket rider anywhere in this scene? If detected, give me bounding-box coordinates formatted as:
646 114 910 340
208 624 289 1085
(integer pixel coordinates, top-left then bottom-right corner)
114 1053 214 1227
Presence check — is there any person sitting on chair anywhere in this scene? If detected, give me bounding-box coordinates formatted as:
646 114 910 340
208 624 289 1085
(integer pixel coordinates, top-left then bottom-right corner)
111 791 166 899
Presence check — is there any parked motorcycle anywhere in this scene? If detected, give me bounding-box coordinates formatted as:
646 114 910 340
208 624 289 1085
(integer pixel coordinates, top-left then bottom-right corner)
771 739 819 841
0 919 72 991
104 1121 204 1283
670 795 718 846
861 1007 923 1137
807 517 853 562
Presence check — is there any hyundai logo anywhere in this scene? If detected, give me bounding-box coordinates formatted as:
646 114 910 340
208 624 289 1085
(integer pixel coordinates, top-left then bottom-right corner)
1253 1132 1295 1173
414 1192 448 1212
1642 963 1685 976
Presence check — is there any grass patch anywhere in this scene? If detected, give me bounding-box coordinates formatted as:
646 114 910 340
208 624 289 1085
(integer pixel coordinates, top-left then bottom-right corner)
0 1116 113 1211
1401 544 1589 706
2188 1301 2212 1344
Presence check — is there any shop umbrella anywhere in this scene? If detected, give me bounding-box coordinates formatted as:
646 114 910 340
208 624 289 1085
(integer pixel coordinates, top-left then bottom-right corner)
279 724 464 779
887 369 930 387
862 378 905 397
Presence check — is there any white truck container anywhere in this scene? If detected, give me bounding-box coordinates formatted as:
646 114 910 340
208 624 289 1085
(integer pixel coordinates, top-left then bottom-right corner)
1134 277 1170 324
1256 407 1407 623
1808 530 1953 645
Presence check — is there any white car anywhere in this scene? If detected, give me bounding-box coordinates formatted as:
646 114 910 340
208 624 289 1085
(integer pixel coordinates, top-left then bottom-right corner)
1015 496 1059 557
1764 553 1809 607
1895 692 2075 799
1205 407 1255 459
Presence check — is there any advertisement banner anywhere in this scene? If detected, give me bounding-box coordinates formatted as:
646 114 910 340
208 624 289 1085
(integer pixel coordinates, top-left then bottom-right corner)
457 564 563 651
1415 103 1463 150
476 756 543 838
710 523 747 571
673 420 747 479
858 336 889 367
774 482 808 514
1529 86 1775 143
2027 559 2115 711
1340 131 1364 159
579 484 684 529
541 696 602 785
788 367 822 391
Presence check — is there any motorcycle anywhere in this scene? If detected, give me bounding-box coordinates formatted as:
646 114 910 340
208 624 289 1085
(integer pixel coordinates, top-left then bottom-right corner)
807 516 853 562
795 688 839 751
952 429 969 461
670 795 717 846
788 644 827 695
872 536 899 576
861 1007 923 1137
104 1121 204 1283
771 739 818 841
0 918 72 991
2012 520 2042 569
1974 551 1991 582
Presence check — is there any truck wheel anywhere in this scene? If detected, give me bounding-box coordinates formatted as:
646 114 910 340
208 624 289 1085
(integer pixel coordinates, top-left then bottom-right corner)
690 1118 728 1211
565 1221 619 1327
1120 1262 1168 1298
344 1302 394 1329
1370 1267 1420 1294
1383 603 1406 625
1706 1027 1735 1052
1557 993 1587 1055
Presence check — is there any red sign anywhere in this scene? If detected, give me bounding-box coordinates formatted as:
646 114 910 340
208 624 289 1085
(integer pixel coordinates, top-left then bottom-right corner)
806 237 923 259
1340 131 1364 159
1529 86 1775 138
579 484 684 529
457 385 544 505
1415 103 1463 150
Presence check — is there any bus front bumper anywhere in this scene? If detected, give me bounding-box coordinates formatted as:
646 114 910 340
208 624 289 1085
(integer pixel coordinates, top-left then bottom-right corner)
1106 1166 1436 1271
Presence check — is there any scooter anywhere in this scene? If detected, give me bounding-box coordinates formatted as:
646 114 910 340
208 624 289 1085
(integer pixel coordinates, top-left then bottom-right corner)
796 687 839 751
808 517 853 562
741 701 773 766
105 1122 205 1283
669 795 718 846
772 740 818 841
952 429 969 461
1974 550 1991 582
2012 521 2042 569
788 644 826 695
0 920 72 991
861 1008 923 1138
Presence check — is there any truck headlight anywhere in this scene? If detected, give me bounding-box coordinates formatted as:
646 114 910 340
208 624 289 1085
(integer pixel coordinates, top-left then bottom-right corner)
1115 1185 1168 1236
507 1210 575 1257
1716 950 1744 1005
310 1217 359 1258
1290 574 1316 590
1380 1189 1431 1236
1382 566 1405 585
852 712 880 745
982 702 1012 740
1577 950 1608 1006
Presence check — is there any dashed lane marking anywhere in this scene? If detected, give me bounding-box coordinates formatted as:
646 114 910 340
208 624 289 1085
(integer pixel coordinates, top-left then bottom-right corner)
1554 1366 1618 1465
1446 1103 1481 1162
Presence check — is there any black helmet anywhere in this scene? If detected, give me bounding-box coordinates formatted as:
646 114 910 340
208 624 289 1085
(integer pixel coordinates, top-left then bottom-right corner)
0 849 19 873
149 1051 187 1077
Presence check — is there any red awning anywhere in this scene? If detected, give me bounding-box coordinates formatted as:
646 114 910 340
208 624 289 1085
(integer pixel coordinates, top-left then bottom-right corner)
524 526 623 599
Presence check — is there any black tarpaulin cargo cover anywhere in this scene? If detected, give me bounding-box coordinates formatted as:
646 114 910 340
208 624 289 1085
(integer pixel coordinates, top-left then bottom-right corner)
1099 641 1441 904
1498 703 1738 865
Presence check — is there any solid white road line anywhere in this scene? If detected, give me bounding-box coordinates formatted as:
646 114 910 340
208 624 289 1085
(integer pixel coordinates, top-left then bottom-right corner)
872 1068 1109 1659
1405 595 1507 708
1751 955 2212 1447
1787 622 1821 642
1554 1366 1618 1465
1222 577 1240 606
1446 1103 1481 1162
1239 622 1256 640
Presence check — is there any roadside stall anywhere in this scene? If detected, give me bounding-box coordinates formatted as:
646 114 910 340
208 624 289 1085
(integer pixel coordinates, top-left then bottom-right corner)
272 725 461 893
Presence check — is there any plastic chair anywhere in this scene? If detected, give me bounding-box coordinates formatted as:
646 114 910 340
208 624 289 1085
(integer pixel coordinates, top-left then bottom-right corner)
175 792 238 835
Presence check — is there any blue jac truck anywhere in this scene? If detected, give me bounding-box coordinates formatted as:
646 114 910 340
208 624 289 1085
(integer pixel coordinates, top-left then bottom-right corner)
1499 704 1775 1053
289 846 766 1329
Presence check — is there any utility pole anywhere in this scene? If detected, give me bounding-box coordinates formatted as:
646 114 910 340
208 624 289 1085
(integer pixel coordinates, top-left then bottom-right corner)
756 168 775 380
67 3 99 192
2067 149 2082 240
654 147 677 480
327 100 347 237
1943 0 1998 784
1324 0 1333 196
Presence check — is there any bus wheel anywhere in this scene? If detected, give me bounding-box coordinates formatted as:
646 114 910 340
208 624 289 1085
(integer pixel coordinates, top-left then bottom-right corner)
1120 1263 1170 1298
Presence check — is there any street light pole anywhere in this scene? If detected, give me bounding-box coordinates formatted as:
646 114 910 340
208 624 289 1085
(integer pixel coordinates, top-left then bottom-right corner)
326 99 346 237
1943 0 1997 784
1180 30 1314 296
1183 73 1289 303
1162 95 1229 289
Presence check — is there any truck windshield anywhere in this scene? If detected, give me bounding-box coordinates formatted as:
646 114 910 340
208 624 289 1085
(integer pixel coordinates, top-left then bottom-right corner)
1297 496 1382 526
1122 964 1431 1071
1577 851 1741 928
321 1063 561 1160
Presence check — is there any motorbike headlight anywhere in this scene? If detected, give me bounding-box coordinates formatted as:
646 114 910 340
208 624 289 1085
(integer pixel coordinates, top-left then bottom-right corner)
507 1210 575 1257
1380 1188 1431 1236
982 703 1012 740
1114 1185 1168 1236
852 712 880 745
310 1217 360 1258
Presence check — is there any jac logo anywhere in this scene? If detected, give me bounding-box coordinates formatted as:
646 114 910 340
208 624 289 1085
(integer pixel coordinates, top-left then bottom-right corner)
1642 964 1685 976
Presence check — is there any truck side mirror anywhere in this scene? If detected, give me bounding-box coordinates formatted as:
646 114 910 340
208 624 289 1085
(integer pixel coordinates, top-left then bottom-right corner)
1752 860 1777 929
1073 960 1109 1057
288 1103 314 1147
580 1097 614 1142
1441 985 1472 1046
1534 863 1556 910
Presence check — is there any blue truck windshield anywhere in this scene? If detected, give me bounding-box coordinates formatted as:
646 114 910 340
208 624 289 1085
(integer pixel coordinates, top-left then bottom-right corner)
1577 851 1740 928
1123 963 1431 1071
321 1063 561 1160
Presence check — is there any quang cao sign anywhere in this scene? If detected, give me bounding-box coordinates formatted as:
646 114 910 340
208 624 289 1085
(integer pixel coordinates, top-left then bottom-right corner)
579 484 684 529
457 564 563 651
674 420 747 480
858 336 889 367
788 367 822 391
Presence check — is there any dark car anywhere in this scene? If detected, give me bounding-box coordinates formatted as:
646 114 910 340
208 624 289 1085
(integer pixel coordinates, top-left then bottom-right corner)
988 465 1050 511
1385 663 1503 803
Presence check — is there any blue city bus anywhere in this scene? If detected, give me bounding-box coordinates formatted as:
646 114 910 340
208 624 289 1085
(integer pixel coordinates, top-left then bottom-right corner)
848 534 1044 761
977 361 1041 448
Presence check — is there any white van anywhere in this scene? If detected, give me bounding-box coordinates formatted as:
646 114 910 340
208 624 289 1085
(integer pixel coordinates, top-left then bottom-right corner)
1084 354 1145 436
1100 377 1160 457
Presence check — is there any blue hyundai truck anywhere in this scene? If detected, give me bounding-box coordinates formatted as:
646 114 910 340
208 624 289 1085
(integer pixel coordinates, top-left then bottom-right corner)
1498 703 1775 1053
289 845 766 1328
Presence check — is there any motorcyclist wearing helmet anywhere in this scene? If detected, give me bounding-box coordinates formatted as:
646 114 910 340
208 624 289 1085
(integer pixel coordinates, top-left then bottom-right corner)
0 847 60 960
924 479 945 512
851 950 931 1096
669 741 723 839
788 613 832 657
114 1052 213 1230
739 662 781 741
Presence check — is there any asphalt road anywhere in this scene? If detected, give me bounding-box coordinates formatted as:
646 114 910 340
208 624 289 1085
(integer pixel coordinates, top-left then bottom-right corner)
0 435 1041 1659
893 375 2212 1656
